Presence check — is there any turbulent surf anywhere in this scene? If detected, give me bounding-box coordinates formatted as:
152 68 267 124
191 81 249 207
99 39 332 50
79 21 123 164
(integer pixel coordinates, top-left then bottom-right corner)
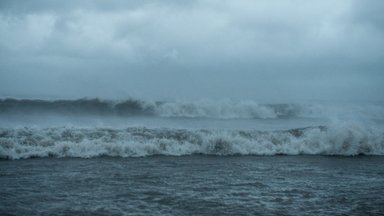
1 98 384 159
1 125 383 159
0 98 340 119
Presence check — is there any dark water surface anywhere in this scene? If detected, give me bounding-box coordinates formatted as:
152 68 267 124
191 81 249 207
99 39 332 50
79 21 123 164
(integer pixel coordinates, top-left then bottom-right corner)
1 156 384 215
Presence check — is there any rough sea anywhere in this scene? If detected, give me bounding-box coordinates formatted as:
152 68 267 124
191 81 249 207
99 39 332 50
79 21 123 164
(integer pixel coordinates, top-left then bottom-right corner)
1 98 384 215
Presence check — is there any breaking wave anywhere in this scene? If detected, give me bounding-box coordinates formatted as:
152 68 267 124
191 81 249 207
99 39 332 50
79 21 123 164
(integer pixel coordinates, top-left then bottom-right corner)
1 125 383 159
0 98 315 119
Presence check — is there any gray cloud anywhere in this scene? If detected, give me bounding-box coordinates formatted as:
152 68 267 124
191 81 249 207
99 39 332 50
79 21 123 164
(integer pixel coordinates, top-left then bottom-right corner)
0 0 383 101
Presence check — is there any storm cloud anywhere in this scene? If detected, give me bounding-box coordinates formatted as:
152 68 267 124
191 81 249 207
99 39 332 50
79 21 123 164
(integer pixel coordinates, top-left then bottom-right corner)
0 0 383 101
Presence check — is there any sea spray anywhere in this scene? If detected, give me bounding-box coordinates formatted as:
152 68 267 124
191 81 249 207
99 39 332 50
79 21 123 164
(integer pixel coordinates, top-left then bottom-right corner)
1 124 383 159
2 98 383 120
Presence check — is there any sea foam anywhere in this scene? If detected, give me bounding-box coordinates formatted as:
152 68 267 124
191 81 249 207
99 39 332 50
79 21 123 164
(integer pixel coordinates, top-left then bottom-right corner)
1 124 383 159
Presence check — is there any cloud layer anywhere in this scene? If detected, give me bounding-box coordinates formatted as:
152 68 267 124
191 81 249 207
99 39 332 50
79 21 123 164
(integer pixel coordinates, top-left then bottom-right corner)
0 0 383 101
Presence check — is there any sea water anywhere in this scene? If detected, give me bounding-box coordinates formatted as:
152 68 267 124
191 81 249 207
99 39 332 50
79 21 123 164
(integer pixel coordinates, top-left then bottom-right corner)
1 98 384 215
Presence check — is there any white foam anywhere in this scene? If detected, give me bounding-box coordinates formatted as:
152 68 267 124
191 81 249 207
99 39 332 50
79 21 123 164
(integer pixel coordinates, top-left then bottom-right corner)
155 100 293 119
1 124 383 159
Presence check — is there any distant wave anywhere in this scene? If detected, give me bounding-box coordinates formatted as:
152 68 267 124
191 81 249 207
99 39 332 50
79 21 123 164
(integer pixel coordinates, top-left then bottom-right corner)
1 125 383 159
0 98 155 116
0 98 316 119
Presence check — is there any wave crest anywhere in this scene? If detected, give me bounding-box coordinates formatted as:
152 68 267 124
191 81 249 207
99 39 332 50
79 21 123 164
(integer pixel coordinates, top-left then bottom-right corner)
0 98 305 119
1 125 383 159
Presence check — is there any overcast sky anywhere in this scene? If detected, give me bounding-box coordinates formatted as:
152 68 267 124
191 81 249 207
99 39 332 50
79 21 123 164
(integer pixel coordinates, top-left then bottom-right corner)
0 0 383 102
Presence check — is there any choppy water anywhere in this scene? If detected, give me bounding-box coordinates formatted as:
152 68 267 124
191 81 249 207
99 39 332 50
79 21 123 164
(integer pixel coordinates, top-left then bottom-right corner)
1 156 384 215
1 98 384 215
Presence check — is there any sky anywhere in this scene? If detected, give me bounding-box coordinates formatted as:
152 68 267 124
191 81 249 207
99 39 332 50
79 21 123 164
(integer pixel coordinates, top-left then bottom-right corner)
0 0 383 102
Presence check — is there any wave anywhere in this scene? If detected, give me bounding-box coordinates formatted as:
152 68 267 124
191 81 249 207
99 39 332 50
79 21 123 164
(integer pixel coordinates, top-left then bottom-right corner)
0 97 349 119
1 125 383 159
155 100 301 119
0 98 155 116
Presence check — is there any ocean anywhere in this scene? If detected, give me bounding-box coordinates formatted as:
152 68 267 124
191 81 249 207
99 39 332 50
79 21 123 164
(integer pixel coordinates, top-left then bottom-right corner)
1 98 384 215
